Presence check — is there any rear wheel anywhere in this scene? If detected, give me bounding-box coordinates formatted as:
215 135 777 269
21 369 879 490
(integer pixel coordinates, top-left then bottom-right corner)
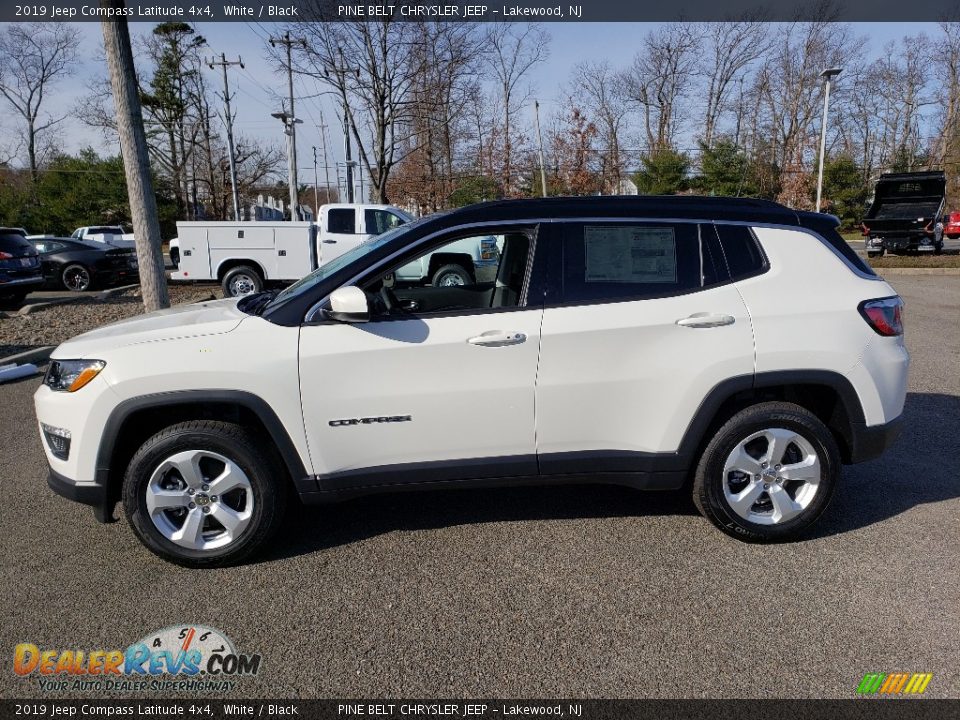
431 263 471 287
693 402 839 542
221 265 263 298
123 420 286 567
62 264 93 292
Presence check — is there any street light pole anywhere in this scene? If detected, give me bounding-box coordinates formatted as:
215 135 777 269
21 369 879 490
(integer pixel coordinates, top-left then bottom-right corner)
272 110 303 220
816 67 842 213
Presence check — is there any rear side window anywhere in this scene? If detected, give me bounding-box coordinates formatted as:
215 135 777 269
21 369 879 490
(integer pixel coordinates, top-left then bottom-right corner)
713 224 767 280
561 223 701 303
327 209 356 234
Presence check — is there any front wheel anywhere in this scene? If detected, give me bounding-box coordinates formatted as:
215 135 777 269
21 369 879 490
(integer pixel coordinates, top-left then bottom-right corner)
123 420 286 567
693 402 839 542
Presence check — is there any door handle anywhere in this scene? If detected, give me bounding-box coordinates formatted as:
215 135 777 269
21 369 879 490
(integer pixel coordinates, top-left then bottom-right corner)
322 239 337 244
467 330 527 347
676 313 735 328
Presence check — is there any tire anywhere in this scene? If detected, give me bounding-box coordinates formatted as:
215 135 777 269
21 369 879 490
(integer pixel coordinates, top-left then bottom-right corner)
123 420 287 567
221 265 263 298
431 263 472 287
866 251 880 258
692 401 840 542
62 263 94 292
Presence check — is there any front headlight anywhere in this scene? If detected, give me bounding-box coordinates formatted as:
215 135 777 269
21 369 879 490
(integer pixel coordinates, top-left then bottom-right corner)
44 360 106 392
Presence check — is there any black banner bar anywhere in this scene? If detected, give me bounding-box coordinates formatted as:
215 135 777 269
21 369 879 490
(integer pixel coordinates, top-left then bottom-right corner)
2 0 958 23
3 700 960 720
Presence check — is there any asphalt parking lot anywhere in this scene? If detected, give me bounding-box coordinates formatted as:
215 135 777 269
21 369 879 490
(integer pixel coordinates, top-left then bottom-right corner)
1 274 958 700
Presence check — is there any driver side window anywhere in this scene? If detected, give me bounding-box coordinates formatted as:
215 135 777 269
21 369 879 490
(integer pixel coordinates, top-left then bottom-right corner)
362 230 533 318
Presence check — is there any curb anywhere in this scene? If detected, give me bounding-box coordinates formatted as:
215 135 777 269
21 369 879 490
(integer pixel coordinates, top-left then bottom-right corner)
0 345 55 367
875 267 960 275
95 283 140 300
18 296 83 316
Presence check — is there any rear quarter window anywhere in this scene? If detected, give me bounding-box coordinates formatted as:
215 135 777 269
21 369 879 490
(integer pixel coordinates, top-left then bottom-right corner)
713 224 768 280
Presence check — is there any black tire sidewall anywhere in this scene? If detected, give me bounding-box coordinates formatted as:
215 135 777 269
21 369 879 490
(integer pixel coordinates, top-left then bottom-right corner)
432 264 471 286
124 423 281 566
695 404 839 541
62 264 92 292
222 266 263 298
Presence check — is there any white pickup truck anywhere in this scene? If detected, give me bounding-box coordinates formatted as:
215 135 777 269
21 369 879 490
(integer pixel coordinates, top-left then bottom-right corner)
71 225 136 249
170 204 413 297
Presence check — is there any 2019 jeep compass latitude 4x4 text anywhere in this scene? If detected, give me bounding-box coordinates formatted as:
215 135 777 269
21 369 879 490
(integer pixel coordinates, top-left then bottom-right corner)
34 197 908 567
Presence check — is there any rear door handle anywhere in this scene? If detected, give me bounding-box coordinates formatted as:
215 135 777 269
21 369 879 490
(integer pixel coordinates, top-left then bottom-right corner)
467 330 527 347
322 239 337 244
676 313 735 328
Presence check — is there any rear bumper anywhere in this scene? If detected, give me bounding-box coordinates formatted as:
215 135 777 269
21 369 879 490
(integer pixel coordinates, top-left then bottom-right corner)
848 414 904 464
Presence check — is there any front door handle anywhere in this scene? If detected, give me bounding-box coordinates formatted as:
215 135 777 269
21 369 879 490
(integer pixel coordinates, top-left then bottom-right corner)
467 330 527 347
322 239 337 244
676 313 735 328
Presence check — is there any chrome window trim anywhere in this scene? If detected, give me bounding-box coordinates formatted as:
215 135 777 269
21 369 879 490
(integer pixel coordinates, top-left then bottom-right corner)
303 216 878 323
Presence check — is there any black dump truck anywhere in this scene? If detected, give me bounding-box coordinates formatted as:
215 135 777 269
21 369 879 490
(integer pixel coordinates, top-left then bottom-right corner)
863 171 946 256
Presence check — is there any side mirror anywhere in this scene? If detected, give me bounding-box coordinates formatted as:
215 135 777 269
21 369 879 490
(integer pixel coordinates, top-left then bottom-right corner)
326 286 369 323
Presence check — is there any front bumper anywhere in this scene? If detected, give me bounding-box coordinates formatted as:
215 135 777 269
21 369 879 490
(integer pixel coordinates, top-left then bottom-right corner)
47 467 115 522
847 414 904 464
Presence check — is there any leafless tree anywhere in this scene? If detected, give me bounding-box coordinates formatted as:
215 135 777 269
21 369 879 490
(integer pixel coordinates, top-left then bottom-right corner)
700 17 773 147
571 61 630 192
484 23 550 196
294 19 426 203
0 22 79 180
932 20 960 205
624 23 702 152
755 16 858 174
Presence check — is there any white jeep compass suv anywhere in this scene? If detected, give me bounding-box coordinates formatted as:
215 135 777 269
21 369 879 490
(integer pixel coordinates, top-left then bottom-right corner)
35 197 908 567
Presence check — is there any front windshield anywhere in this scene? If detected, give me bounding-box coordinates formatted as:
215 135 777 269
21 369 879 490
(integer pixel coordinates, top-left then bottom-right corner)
263 218 428 312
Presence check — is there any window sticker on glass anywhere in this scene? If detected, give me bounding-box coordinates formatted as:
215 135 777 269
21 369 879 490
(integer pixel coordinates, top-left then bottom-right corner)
583 226 677 283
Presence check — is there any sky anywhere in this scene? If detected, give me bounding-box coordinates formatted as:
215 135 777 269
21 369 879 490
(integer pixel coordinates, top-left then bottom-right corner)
3 21 945 201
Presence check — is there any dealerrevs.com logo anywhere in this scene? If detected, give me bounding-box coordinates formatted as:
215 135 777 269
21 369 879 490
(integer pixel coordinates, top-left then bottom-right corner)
13 625 261 693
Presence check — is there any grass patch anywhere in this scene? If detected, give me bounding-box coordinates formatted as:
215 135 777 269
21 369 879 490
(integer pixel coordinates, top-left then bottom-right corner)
868 254 960 268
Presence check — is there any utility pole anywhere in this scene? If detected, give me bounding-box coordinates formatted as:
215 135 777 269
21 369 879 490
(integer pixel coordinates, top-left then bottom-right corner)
318 113 332 203
534 100 548 198
208 53 244 221
100 10 169 312
270 31 306 219
312 146 320 217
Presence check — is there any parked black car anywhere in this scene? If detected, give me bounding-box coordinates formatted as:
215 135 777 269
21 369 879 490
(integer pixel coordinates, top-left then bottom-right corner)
28 237 139 292
0 227 44 307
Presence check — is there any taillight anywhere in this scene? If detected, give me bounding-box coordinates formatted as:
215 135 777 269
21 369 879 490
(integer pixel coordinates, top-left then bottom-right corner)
859 297 904 337
0 251 12 260
860 223 870 236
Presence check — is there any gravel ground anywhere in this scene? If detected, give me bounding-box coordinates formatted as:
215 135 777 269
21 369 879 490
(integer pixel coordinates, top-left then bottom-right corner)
0 285 221 357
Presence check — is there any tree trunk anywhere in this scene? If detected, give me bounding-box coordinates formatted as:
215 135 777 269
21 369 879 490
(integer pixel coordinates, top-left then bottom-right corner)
101 10 169 312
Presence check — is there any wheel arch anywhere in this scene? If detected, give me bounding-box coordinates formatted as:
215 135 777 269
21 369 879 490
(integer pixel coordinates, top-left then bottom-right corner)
95 390 310 520
215 258 266 282
678 371 867 470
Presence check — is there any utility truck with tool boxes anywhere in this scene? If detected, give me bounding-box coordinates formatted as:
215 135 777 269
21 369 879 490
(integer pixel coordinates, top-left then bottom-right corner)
171 204 414 297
